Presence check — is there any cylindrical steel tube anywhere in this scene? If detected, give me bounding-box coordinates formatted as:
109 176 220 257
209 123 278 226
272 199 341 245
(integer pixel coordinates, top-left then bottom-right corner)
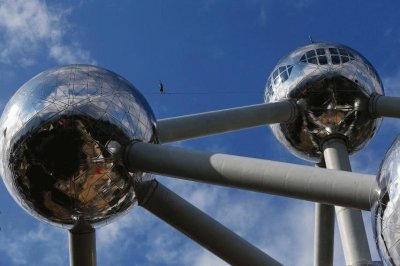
314 160 335 266
369 94 400 118
157 101 297 143
69 219 96 266
323 138 372 266
314 203 335 266
137 180 282 266
126 142 379 210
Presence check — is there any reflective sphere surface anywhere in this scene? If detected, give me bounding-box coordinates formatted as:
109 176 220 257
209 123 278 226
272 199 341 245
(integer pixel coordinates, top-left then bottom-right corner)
373 137 400 265
0 65 157 227
264 43 383 161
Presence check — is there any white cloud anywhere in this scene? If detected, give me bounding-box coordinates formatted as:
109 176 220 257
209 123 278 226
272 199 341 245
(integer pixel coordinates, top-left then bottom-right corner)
137 176 315 265
0 0 94 66
0 222 67 266
192 251 226 266
49 43 93 66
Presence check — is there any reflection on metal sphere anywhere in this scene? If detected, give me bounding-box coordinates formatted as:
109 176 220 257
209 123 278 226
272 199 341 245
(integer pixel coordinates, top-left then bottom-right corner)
373 137 400 265
0 65 157 227
264 43 383 161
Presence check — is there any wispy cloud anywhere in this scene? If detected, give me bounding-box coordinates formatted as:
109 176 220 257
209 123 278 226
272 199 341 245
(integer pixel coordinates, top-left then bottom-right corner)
258 6 267 26
294 0 315 9
383 70 400 96
0 0 94 66
0 222 67 265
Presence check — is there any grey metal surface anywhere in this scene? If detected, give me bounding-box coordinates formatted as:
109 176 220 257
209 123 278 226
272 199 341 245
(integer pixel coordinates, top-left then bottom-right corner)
136 180 282 266
348 262 384 266
314 203 335 266
264 42 383 162
370 94 400 118
157 101 297 143
314 160 335 266
126 142 379 210
0 65 157 227
323 138 372 266
373 136 400 265
69 218 96 266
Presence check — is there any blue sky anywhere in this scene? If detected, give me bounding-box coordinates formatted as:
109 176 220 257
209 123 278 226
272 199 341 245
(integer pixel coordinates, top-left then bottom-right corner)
0 0 400 265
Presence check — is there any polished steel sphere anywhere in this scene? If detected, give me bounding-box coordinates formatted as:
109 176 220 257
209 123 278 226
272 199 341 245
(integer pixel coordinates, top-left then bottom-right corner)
264 43 383 161
0 65 157 227
373 137 400 265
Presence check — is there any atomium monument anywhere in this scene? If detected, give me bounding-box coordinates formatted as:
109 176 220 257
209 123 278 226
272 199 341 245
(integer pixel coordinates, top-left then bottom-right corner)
1 43 400 266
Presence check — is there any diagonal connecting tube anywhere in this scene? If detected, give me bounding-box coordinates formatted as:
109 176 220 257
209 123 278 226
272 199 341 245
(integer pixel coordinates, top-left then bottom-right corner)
126 142 379 210
157 100 297 143
135 180 282 266
369 94 400 118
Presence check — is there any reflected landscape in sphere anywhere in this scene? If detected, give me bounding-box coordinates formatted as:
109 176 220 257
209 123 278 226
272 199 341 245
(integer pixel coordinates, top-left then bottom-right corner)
373 137 400 265
264 43 383 161
0 65 157 227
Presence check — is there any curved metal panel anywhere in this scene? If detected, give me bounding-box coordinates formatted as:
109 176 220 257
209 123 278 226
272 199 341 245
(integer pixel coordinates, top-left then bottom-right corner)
373 136 400 266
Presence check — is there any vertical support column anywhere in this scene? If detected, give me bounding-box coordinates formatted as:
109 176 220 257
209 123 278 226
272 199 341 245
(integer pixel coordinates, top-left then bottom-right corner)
322 138 371 266
69 218 97 266
314 160 335 266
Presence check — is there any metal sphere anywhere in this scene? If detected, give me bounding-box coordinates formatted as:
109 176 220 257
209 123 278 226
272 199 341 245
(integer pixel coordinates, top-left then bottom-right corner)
0 65 157 227
264 42 383 161
373 137 400 265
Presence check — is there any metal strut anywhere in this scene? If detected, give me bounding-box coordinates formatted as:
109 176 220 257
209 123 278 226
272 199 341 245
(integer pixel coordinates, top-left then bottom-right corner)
69 218 97 266
135 180 282 266
157 100 298 143
322 138 372 266
313 160 335 266
126 142 379 210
